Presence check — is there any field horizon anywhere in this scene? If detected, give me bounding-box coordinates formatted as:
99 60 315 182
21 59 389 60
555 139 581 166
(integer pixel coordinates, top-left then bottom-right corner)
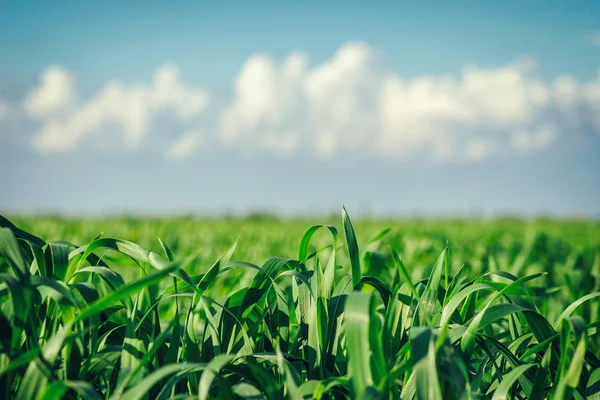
4 209 600 221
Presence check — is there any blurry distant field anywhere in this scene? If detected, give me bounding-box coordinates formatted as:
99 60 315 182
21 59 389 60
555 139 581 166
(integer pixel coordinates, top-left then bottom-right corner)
1 212 600 398
10 214 600 271
9 214 600 317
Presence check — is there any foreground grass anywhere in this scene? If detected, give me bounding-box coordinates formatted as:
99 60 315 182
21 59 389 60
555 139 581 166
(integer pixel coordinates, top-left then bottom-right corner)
0 210 599 399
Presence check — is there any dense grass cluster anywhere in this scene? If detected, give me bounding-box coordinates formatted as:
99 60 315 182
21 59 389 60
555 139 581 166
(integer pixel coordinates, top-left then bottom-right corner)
0 209 599 399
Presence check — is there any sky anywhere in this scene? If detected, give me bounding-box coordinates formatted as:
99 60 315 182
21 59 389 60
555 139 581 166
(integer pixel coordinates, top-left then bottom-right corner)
1 1 600 217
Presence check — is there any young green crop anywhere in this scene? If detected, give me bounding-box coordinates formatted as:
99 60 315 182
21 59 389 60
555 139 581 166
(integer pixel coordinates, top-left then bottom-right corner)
0 210 599 399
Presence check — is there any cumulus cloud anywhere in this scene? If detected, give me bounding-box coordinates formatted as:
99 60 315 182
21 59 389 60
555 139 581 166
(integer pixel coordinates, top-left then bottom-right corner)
219 44 383 158
166 130 203 161
24 66 77 118
26 64 210 152
219 52 308 154
219 42 600 161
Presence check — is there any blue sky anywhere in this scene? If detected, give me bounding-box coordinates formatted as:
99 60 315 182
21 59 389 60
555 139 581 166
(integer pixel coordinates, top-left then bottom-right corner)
1 1 600 217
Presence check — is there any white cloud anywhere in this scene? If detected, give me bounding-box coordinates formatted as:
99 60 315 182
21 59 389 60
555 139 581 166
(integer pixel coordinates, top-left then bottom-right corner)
219 43 383 157
219 43 600 161
27 64 210 152
219 52 307 152
24 66 77 118
166 130 203 161
376 58 553 159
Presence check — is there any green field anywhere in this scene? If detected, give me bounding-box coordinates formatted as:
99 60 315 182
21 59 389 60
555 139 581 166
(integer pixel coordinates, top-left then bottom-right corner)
1 210 599 399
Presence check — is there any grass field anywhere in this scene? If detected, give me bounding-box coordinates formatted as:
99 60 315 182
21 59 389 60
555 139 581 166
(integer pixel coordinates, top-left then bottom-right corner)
1 209 599 399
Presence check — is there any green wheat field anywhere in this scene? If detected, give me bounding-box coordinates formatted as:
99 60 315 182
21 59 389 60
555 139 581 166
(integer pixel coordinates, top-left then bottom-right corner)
0 209 599 399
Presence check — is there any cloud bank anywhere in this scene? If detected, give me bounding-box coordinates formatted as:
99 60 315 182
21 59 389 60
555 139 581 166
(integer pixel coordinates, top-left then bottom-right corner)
220 43 600 161
24 64 209 152
15 42 600 161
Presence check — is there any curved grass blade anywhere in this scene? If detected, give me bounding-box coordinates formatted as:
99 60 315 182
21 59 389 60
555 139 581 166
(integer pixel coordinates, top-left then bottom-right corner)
490 364 536 400
342 206 361 288
344 292 385 398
